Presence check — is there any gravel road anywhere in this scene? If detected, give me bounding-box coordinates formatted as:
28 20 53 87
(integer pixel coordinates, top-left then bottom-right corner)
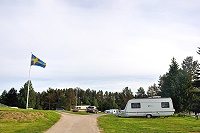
44 112 105 133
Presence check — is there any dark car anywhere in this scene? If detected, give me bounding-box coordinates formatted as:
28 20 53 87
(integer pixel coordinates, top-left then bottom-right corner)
86 106 98 113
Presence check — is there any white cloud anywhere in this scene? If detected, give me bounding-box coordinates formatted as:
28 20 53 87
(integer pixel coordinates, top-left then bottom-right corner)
0 0 200 94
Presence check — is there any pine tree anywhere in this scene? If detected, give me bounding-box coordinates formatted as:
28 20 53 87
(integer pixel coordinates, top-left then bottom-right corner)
18 81 36 109
136 87 146 98
6 88 18 107
0 90 8 105
147 83 160 97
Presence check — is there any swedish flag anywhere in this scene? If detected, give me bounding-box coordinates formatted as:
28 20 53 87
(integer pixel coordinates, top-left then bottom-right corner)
31 54 46 68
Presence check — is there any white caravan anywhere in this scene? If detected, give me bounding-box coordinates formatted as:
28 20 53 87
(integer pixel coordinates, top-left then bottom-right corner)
118 97 175 118
104 109 119 114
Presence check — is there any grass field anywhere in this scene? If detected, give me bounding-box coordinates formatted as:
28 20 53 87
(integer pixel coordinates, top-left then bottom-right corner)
98 115 200 133
0 107 60 133
1 107 199 133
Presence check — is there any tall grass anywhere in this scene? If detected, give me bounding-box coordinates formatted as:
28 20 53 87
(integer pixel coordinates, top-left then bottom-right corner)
98 115 200 133
0 107 60 133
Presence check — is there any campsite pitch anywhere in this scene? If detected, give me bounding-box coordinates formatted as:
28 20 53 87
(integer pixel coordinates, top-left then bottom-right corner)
98 114 200 133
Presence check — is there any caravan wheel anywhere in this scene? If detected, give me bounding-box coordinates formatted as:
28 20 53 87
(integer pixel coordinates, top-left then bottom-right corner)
146 114 152 118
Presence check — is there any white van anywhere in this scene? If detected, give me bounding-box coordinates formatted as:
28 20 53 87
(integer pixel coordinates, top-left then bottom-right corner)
118 97 175 118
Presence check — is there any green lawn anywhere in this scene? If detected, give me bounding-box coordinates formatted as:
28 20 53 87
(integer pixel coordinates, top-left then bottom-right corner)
98 115 200 133
0 107 60 133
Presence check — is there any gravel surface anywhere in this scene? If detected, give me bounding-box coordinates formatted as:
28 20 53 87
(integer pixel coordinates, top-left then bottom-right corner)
44 112 105 133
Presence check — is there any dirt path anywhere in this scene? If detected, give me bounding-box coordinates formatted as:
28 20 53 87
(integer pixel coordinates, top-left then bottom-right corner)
44 113 105 133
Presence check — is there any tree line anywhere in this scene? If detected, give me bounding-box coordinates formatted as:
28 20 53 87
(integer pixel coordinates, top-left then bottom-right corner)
1 49 200 113
0 83 135 112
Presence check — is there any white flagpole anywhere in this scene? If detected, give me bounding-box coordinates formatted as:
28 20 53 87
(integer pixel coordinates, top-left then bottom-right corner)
26 53 32 109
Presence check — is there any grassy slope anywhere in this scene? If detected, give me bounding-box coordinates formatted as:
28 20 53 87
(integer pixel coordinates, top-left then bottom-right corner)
0 107 60 133
98 115 200 133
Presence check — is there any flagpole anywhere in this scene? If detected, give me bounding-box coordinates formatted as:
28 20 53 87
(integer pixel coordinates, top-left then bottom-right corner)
26 53 32 109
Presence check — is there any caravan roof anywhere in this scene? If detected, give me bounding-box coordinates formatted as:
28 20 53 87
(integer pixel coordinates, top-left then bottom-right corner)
128 98 172 103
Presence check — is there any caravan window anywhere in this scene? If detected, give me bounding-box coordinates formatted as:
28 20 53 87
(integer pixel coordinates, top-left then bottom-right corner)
131 103 141 108
161 102 169 108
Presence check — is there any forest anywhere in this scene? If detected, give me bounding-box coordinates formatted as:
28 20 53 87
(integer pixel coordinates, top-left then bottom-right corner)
1 49 200 114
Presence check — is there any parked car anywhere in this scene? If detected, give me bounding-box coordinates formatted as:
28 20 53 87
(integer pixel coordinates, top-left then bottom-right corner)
86 106 98 113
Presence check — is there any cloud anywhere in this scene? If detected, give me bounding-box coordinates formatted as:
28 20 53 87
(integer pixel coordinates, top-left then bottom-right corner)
0 0 200 94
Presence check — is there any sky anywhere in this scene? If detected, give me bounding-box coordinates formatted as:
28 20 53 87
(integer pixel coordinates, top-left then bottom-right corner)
0 0 200 94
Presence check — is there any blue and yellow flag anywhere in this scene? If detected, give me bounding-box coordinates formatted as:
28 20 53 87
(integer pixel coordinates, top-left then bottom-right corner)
31 54 46 68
